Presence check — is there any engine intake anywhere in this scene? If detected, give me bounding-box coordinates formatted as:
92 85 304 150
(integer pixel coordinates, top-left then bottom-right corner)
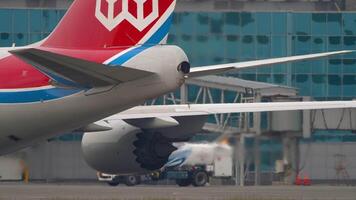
134 132 177 170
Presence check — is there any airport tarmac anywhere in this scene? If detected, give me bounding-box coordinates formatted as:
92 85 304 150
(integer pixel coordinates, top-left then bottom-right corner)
0 183 356 200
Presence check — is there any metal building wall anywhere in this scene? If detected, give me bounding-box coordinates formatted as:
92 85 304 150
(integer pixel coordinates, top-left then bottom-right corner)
24 141 96 181
299 142 356 182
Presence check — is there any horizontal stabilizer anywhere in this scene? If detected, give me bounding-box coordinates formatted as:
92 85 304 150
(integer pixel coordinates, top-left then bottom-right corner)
107 101 356 120
10 48 154 88
189 50 353 77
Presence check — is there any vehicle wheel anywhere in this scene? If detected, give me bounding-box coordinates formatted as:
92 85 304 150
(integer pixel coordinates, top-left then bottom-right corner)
107 180 119 186
107 176 120 186
176 179 191 187
192 171 208 187
125 175 140 186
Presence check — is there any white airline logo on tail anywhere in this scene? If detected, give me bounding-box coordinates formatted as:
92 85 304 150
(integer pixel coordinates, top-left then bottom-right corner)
95 0 159 31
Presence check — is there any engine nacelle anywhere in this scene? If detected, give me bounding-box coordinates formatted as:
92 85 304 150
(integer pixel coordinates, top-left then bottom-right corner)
81 120 177 174
82 116 206 174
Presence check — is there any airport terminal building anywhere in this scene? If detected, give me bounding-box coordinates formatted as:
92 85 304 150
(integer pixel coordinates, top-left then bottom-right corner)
0 0 355 184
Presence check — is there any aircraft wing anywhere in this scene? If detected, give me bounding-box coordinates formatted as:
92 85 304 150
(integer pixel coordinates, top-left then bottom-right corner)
189 50 353 77
10 48 154 88
106 101 356 120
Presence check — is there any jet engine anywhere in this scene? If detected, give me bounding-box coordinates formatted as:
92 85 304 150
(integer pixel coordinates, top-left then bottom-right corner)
81 116 206 174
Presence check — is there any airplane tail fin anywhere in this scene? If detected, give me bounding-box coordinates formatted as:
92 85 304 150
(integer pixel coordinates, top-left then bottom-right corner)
42 0 176 49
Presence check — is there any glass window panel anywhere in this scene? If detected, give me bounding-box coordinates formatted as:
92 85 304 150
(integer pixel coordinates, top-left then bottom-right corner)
343 36 356 59
293 61 311 74
293 35 311 55
311 75 327 97
328 36 343 64
0 33 13 47
343 59 356 74
195 13 209 35
224 35 239 62
209 13 223 34
192 34 210 66
13 9 28 33
241 35 255 59
328 75 342 97
311 36 327 73
293 74 311 96
14 33 28 46
312 36 326 52
271 36 287 57
327 13 342 35
223 12 240 35
293 13 311 35
293 36 311 73
170 13 181 35
29 10 42 33
178 13 195 35
328 59 342 74
241 12 256 35
272 13 287 35
272 64 287 74
273 74 287 85
256 13 271 35
208 35 224 64
42 10 59 32
343 75 356 97
343 13 356 36
310 60 326 74
241 73 256 81
311 13 327 35
256 35 271 59
0 9 13 32
29 33 43 43
257 74 272 83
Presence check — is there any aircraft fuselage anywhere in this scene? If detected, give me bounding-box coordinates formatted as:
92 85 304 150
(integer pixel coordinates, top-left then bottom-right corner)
0 45 187 154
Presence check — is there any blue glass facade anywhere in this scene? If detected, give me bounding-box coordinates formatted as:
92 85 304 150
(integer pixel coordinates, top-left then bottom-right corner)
168 12 356 100
0 8 65 47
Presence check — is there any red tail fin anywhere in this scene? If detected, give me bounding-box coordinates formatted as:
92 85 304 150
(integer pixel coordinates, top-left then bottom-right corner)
42 0 176 49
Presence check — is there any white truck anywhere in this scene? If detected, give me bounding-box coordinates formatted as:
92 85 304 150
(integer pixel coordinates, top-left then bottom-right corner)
163 142 233 187
97 142 233 187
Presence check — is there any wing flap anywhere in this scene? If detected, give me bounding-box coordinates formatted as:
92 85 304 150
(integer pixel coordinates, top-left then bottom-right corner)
10 48 154 88
108 101 356 120
189 51 353 77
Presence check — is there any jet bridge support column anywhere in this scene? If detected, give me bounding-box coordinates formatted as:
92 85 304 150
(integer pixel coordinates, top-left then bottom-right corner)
239 134 246 186
253 93 262 186
282 136 299 185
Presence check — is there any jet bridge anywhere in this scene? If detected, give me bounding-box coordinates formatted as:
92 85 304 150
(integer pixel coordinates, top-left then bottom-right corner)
149 75 356 186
